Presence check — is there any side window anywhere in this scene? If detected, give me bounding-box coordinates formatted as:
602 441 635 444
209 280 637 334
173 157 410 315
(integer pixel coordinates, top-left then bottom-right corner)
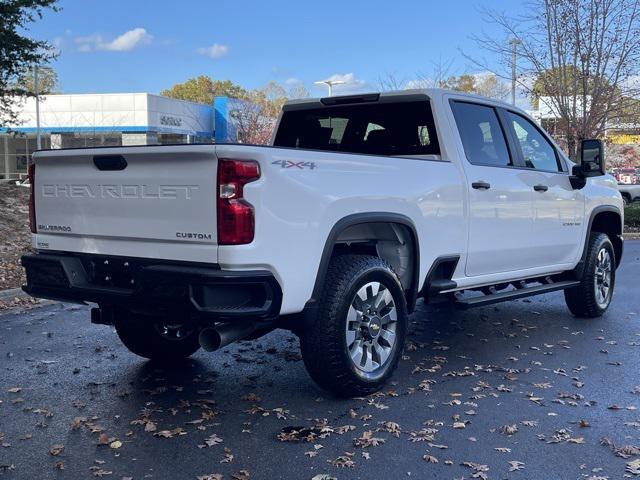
318 117 348 146
364 122 384 140
451 102 512 167
417 125 431 146
507 112 560 172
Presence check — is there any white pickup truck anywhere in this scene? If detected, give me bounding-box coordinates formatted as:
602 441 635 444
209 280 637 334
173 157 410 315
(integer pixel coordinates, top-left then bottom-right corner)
22 89 624 397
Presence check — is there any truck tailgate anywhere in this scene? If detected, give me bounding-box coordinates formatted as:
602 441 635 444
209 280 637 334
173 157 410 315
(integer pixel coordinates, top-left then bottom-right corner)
33 145 219 262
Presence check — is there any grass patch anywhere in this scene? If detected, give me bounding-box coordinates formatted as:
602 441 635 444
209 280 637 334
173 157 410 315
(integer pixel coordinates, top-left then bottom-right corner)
625 203 640 230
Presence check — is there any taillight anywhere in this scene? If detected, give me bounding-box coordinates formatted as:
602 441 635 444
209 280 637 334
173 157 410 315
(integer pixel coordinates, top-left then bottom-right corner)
28 163 36 234
217 159 260 245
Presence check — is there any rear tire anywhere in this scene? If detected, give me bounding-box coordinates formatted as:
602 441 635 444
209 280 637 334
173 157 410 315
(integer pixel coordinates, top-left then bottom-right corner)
300 255 408 397
115 310 201 361
564 232 615 318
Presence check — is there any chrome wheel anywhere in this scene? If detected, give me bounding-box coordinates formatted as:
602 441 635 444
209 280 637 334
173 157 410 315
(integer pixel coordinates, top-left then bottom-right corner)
345 281 398 374
594 248 612 308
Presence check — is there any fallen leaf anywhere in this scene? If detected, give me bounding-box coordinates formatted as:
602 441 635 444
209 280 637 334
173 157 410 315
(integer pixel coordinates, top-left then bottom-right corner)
232 470 250 480
568 437 585 444
90 467 112 477
329 453 355 468
221 447 233 463
154 428 185 439
144 421 157 432
204 434 223 447
49 444 64 456
353 430 384 448
500 424 518 435
627 459 640 475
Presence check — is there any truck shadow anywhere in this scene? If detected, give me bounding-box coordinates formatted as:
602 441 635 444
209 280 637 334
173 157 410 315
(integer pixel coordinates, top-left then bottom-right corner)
115 296 586 424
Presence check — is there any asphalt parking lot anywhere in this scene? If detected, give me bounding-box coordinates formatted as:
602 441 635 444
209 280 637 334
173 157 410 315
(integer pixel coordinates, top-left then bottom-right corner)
1 241 639 480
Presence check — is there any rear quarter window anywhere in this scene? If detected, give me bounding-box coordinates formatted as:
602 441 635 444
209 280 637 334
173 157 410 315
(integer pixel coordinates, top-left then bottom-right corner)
273 100 440 157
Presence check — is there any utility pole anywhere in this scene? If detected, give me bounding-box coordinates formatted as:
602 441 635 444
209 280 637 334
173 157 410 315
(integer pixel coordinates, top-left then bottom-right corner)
509 39 521 106
33 64 42 150
314 79 346 97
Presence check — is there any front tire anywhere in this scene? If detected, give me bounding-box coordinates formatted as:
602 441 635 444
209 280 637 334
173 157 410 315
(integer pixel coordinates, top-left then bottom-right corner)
300 255 408 397
115 310 201 361
564 232 616 318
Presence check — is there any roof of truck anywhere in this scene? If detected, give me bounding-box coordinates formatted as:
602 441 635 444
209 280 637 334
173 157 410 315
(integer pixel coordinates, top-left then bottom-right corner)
284 88 524 114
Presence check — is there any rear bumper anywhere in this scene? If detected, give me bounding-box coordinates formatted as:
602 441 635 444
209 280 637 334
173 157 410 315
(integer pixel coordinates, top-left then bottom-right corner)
21 253 282 322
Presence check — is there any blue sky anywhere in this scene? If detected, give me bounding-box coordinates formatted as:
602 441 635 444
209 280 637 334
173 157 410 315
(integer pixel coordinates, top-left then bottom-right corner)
29 0 527 97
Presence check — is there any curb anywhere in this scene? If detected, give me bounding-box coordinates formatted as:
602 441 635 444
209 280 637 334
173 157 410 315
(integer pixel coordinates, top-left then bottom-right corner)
0 287 27 301
624 234 640 240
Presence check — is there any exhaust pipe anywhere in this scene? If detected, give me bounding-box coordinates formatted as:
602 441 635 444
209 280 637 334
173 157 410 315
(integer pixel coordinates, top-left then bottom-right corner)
199 322 257 352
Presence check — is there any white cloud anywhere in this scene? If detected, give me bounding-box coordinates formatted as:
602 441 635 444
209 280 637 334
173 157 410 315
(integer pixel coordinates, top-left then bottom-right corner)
75 28 152 52
75 34 101 52
197 43 229 59
103 28 152 51
284 77 301 85
314 73 368 94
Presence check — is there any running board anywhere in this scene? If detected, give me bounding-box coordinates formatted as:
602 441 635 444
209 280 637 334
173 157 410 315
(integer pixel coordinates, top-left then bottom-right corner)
455 280 580 310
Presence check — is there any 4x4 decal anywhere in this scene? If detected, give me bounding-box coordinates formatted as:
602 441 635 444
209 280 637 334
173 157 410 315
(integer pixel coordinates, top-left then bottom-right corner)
272 160 317 170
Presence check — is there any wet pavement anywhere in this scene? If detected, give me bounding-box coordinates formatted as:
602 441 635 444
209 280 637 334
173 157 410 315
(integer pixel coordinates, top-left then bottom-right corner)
1 241 639 480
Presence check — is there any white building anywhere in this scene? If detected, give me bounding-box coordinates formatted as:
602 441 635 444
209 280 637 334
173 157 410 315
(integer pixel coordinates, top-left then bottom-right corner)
1 92 245 179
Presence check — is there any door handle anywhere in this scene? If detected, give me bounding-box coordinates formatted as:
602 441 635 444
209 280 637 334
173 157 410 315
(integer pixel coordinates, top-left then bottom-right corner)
471 181 491 190
533 184 549 192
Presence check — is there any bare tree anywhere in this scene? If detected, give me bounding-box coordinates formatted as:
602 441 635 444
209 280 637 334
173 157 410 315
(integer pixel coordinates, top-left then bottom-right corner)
468 0 640 158
474 74 510 101
228 81 311 144
287 83 310 100
377 73 407 91
229 99 276 145
413 57 458 89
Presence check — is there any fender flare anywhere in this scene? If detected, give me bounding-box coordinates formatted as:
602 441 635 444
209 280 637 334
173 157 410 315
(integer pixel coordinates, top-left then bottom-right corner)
575 205 623 276
308 212 421 313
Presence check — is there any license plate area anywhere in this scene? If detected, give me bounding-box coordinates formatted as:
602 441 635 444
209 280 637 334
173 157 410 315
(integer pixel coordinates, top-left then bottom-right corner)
82 256 138 290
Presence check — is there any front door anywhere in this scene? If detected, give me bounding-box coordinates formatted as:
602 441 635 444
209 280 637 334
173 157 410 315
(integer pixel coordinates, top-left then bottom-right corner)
504 111 585 266
450 101 537 277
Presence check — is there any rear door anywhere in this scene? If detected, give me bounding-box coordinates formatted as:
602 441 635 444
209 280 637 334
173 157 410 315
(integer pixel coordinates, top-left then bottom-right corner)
503 110 585 266
450 101 537 277
33 145 219 263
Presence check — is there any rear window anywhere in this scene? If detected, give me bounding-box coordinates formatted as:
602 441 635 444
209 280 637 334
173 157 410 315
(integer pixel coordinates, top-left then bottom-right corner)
273 101 440 157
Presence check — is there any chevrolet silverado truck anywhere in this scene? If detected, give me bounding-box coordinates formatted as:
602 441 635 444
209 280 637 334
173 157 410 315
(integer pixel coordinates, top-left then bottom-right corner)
21 89 624 397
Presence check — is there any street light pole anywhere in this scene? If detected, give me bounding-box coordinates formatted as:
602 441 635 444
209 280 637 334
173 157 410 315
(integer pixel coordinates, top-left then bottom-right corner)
509 38 521 106
33 64 42 150
314 79 346 97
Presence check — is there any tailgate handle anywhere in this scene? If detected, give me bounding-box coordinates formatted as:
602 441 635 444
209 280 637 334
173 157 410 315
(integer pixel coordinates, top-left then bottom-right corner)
94 155 127 171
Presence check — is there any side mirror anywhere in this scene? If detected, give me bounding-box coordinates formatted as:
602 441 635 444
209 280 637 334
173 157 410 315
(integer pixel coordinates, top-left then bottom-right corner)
579 139 605 177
